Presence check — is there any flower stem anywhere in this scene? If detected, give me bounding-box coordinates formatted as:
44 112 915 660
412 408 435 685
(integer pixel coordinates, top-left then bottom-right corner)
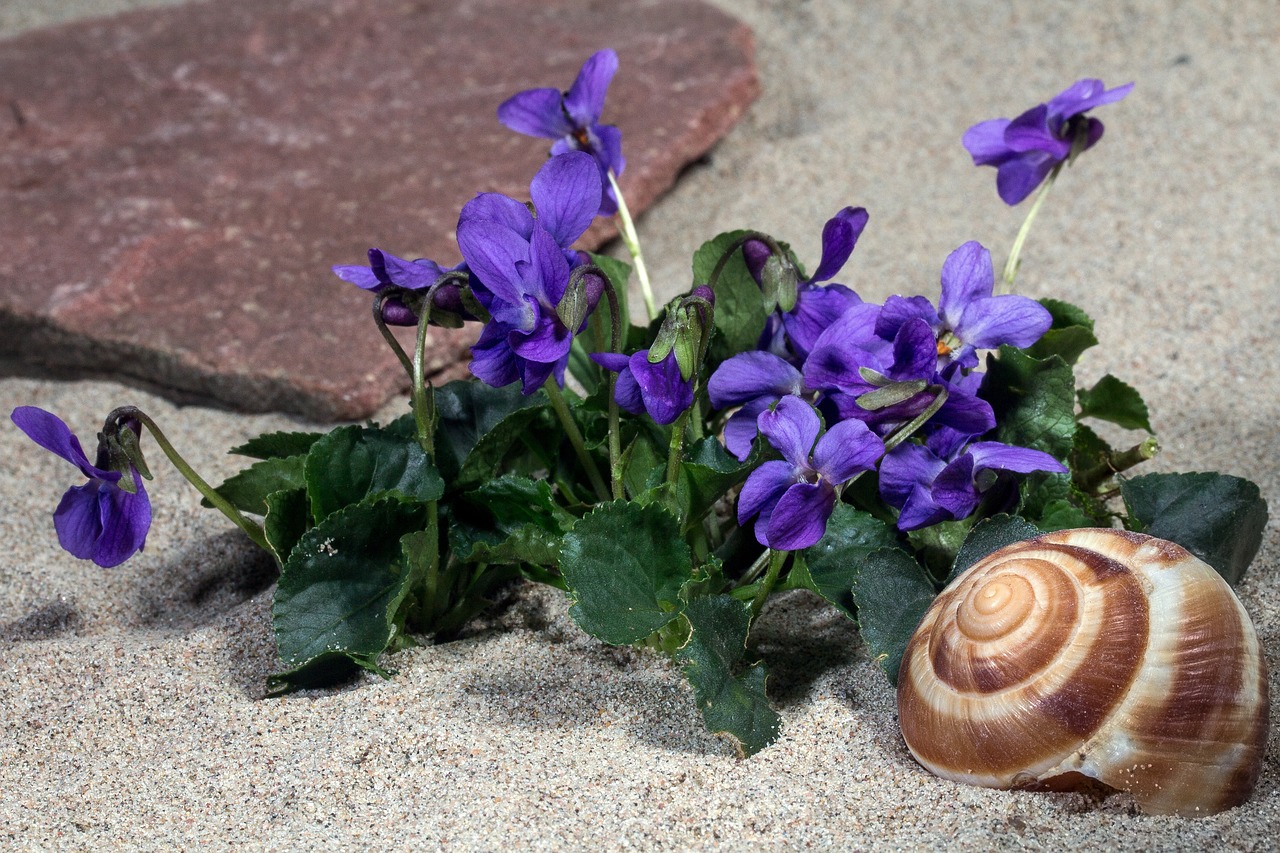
598 266 625 500
881 385 950 454
372 293 415 380
1000 161 1063 293
750 549 787 618
1077 436 1160 494
112 407 269 552
543 378 610 502
665 408 691 488
608 169 656 323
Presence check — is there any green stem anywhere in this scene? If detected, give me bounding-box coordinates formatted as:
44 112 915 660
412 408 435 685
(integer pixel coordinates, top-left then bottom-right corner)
608 170 656 323
114 408 268 552
373 293 415 380
665 408 691 487
543 379 610 502
1000 160 1063 293
599 267 625 500
881 385 950 454
750 549 787 618
1077 436 1161 494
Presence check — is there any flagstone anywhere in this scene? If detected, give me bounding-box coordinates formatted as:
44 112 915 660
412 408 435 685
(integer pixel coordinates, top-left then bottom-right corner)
0 0 757 420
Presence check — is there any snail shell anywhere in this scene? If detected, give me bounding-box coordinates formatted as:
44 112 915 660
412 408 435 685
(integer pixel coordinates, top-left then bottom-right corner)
897 528 1269 816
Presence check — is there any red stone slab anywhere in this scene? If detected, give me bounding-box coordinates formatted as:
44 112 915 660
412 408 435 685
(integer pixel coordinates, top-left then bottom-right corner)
0 0 757 420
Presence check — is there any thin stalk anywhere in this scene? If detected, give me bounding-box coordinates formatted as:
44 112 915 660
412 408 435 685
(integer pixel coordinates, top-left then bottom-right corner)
544 379 610 502
608 170 656 322
373 293 415 379
750 549 787 618
1000 161 1063 293
665 408 691 487
599 267 625 500
112 407 268 552
881 386 950 454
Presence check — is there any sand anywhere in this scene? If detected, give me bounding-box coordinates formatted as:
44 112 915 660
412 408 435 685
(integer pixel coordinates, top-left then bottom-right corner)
2 0 1277 849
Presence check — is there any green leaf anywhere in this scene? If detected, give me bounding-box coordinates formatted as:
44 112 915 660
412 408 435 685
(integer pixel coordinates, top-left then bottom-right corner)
622 433 665 500
263 487 310 565
673 437 756 530
560 501 691 644
268 498 428 693
450 476 574 568
1121 472 1268 585
982 345 1076 461
851 548 938 685
305 426 444 524
1034 499 1097 533
1070 422 1113 473
676 594 781 757
796 504 901 619
432 380 548 486
229 430 325 460
1077 374 1153 433
946 514 1041 585
205 455 306 515
693 231 768 370
1024 298 1097 365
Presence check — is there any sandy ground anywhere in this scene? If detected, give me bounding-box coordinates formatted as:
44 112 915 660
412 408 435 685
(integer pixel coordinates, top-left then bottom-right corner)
2 0 1277 849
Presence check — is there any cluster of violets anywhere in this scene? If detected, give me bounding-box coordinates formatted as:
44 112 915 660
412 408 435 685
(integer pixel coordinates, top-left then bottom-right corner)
11 47 1133 569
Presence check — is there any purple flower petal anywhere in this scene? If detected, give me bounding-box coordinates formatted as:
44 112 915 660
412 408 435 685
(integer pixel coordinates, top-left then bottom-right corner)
497 87 573 139
809 207 869 284
889 318 940 383
782 283 862 358
630 351 693 426
938 241 994 322
459 192 536 240
331 263 382 291
594 122 625 177
707 351 803 408
996 151 1058 205
953 294 1052 350
1004 104 1071 157
529 152 601 249
455 219 531 315
89 473 151 568
723 396 776 462
508 305 572 364
1049 79 1133 120
11 406 97 477
526 225 572 307
469 324 521 389
962 118 1014 166
896 483 953 531
812 417 884 483
931 454 981 517
758 396 820 468
933 387 996 436
738 460 798 527
879 443 946 509
875 295 938 341
966 441 1067 475
766 482 835 551
563 49 618 128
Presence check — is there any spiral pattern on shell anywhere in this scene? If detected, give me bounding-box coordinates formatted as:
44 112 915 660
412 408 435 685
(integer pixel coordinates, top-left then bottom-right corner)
897 528 1269 816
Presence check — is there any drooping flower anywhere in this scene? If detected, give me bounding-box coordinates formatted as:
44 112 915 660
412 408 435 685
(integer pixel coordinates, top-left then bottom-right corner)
497 49 625 216
747 207 870 360
332 248 473 326
963 78 1134 205
591 349 693 426
875 241 1052 370
879 433 1067 531
10 406 151 568
738 396 884 550
457 152 604 393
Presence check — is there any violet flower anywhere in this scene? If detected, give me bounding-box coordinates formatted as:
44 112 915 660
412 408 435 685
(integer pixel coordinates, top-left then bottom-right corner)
875 241 1052 370
497 49 625 216
738 396 884 551
591 349 693 426
11 406 151 568
457 152 604 394
747 207 869 360
879 433 1067 531
332 248 472 326
963 79 1133 205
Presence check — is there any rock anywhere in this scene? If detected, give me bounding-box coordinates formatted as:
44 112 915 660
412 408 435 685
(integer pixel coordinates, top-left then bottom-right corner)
0 0 757 420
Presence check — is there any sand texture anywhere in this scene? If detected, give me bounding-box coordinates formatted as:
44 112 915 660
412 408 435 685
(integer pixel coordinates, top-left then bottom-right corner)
2 0 1278 849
